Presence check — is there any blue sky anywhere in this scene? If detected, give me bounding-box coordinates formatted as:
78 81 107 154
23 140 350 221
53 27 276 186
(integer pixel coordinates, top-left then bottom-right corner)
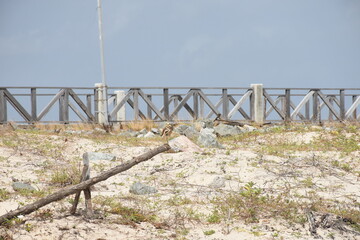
0 0 359 88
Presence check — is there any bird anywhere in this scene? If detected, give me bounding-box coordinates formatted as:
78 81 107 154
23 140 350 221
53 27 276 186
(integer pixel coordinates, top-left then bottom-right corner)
161 123 174 141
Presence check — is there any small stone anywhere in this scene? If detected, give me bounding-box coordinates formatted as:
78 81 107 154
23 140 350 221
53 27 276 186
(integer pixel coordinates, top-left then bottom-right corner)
214 123 242 136
129 182 157 195
197 129 224 148
12 182 36 192
85 152 116 161
209 176 226 189
151 128 160 134
119 130 138 137
144 132 156 138
183 126 200 139
174 125 189 135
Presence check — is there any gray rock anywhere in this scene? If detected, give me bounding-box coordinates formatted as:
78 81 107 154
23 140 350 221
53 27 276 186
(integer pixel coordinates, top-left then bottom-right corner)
209 176 226 189
151 128 160 135
136 134 145 138
139 128 148 135
12 182 36 192
183 126 200 139
119 130 138 137
200 119 214 129
93 128 107 134
242 125 257 132
214 123 242 137
168 136 202 152
197 128 224 148
85 152 116 161
129 182 157 195
144 131 156 138
174 125 190 135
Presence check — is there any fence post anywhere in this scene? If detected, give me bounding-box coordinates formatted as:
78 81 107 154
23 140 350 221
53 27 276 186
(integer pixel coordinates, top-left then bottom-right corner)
31 88 37 122
114 90 126 122
222 89 229 120
59 89 69 123
340 89 345 121
251 84 264 124
0 89 7 124
312 90 319 123
285 89 291 122
95 83 106 124
147 94 152 119
163 89 169 121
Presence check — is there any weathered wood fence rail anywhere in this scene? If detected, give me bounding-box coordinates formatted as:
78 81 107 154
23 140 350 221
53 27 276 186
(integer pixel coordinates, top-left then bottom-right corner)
0 85 359 124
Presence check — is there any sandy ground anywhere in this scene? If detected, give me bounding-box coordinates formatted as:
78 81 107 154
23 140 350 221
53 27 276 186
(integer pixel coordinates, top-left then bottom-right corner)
0 124 359 240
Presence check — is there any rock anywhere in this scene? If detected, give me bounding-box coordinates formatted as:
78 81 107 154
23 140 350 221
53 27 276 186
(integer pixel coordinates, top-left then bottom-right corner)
85 152 116 161
139 128 148 135
174 125 189 135
183 126 200 139
197 128 224 148
242 125 257 132
214 123 242 136
151 128 160 135
168 136 202 152
93 128 107 134
144 132 156 138
200 119 214 129
12 182 36 192
119 130 138 137
209 176 226 189
129 182 157 195
136 134 145 138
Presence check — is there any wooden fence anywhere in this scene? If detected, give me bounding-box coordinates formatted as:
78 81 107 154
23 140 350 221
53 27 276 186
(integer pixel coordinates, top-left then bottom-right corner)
0 85 359 124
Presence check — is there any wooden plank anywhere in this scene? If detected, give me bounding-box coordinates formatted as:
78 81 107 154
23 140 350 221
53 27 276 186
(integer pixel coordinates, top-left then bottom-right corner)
59 89 69 123
229 96 250 120
0 90 7 123
353 95 357 120
290 100 306 120
193 91 199 120
133 90 139 121
37 89 65 121
228 90 252 119
263 90 285 120
345 96 360 119
69 102 88 122
68 89 95 121
317 91 341 120
4 89 32 122
197 90 221 117
312 90 319 123
174 95 195 118
222 89 229 120
285 89 291 121
31 88 37 121
170 90 195 119
199 97 204 119
291 91 314 119
163 89 169 120
138 90 165 120
265 96 282 117
127 98 146 120
340 89 345 120
206 98 222 119
109 90 133 119
87 95 92 121
147 95 152 119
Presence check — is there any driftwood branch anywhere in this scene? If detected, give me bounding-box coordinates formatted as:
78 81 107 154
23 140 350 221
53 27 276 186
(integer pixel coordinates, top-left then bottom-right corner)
0 143 171 224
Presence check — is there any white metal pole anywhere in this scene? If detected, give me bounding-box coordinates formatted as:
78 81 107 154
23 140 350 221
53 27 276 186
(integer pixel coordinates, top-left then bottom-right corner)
97 0 109 125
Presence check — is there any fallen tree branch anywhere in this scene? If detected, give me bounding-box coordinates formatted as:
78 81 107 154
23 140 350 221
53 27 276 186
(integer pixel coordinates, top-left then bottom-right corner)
0 143 171 225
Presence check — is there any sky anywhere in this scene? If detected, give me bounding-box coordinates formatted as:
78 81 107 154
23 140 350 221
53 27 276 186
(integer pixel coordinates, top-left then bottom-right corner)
0 0 359 88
